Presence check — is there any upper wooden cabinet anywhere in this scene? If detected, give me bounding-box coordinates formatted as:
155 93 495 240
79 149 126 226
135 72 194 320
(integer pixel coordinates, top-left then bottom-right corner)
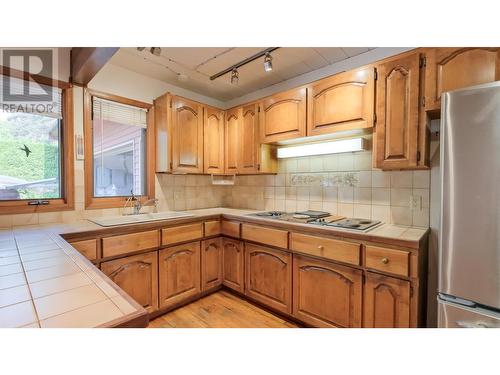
158 241 201 310
171 96 204 173
204 106 225 174
225 107 241 174
308 67 375 136
375 52 423 170
239 103 259 173
425 47 500 111
363 271 411 328
101 251 159 314
154 93 171 173
259 87 307 143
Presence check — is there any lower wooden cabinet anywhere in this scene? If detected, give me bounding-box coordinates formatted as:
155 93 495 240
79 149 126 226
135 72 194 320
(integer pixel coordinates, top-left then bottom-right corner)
293 254 362 327
158 241 201 309
101 251 159 313
363 271 411 328
245 243 292 314
222 238 244 293
201 238 223 291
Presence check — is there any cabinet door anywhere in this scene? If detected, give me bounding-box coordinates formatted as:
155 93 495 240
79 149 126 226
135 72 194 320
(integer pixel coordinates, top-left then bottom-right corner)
245 243 292 314
171 96 204 173
363 271 411 328
308 67 375 136
201 238 223 291
293 254 362 327
101 251 158 313
204 106 225 174
158 241 201 309
239 103 259 174
222 238 244 293
375 52 422 170
260 88 307 143
154 93 171 173
425 47 500 111
225 107 240 174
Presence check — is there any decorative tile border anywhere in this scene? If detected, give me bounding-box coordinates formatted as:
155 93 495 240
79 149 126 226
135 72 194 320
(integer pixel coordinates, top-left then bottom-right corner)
290 172 359 187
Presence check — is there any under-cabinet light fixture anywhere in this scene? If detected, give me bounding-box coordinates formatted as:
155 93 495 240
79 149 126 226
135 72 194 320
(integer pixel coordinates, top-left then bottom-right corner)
277 138 367 158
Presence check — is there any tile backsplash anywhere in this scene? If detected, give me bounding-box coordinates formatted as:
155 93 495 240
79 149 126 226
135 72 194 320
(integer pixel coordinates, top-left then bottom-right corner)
224 148 430 227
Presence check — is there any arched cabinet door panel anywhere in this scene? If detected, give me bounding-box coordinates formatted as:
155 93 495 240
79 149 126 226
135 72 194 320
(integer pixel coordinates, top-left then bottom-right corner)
158 241 201 309
225 108 241 174
201 238 223 291
204 106 225 174
101 251 158 313
363 271 411 328
222 238 244 293
292 254 362 327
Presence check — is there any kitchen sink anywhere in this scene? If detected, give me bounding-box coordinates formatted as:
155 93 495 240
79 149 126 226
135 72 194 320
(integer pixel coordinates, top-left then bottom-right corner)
89 211 195 227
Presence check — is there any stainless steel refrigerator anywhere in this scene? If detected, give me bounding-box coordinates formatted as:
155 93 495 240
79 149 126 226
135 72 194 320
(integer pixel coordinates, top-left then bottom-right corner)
438 82 500 327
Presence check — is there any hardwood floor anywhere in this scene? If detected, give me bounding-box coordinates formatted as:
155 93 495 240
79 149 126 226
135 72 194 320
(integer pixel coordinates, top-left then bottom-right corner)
148 290 300 328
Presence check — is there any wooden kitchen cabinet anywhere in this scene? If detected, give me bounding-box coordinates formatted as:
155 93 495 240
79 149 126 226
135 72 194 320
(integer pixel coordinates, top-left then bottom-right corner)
245 243 292 314
101 251 159 313
70 239 97 261
259 87 307 143
293 254 362 327
201 238 223 291
425 47 500 112
308 67 375 136
225 107 241 174
375 51 424 170
239 103 259 173
158 241 201 309
171 96 204 173
204 106 225 174
363 271 411 328
154 93 171 173
222 238 244 293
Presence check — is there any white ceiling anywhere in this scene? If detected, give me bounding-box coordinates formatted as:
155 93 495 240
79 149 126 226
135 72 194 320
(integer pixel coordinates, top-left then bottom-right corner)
110 47 376 102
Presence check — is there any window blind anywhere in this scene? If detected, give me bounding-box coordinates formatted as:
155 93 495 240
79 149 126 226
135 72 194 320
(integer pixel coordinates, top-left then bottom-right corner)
0 74 63 119
92 97 148 128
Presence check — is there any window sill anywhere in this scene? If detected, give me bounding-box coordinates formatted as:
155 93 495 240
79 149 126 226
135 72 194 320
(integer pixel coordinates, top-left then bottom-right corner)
0 200 75 215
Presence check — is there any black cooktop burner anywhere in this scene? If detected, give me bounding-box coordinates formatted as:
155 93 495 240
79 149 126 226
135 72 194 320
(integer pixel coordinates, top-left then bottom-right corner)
255 211 285 217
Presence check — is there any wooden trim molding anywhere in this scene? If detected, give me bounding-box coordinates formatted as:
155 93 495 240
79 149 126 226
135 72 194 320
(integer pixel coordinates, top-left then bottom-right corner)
0 88 74 215
83 89 155 210
0 65 70 89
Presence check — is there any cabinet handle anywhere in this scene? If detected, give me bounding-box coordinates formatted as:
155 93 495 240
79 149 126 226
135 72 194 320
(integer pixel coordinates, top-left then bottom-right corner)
381 257 389 264
317 245 324 251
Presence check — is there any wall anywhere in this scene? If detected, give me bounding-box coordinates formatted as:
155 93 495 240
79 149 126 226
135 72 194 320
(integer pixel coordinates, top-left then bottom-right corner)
226 136 430 227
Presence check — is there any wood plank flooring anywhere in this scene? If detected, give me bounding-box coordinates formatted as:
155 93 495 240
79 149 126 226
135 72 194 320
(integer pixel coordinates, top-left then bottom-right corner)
148 290 300 328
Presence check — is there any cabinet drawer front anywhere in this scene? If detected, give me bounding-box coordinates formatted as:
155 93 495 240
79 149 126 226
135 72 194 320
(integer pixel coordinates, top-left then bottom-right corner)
70 239 97 261
221 220 240 238
241 224 288 249
161 223 203 246
102 230 159 258
290 232 360 265
365 246 409 277
204 220 221 237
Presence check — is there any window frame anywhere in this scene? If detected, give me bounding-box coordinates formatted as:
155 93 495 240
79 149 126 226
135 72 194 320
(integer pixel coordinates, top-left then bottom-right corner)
83 88 155 210
0 67 74 215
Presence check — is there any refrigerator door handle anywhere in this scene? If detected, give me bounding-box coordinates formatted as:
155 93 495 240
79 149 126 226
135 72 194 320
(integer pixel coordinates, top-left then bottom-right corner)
438 293 476 307
455 320 492 328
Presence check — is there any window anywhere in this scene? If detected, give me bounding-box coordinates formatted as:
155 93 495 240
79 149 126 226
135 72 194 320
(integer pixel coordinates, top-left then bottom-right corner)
0 72 73 214
84 90 154 209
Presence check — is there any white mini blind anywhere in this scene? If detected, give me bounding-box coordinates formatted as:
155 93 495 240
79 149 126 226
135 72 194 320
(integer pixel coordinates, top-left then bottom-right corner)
0 74 63 118
93 97 148 128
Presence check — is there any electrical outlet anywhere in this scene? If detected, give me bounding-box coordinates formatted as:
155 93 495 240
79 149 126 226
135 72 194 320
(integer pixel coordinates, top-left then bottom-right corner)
409 195 422 210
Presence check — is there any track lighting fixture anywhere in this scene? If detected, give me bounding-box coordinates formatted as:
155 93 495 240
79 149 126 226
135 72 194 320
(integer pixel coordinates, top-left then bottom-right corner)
230 68 239 85
264 52 273 72
136 47 146 51
150 47 162 56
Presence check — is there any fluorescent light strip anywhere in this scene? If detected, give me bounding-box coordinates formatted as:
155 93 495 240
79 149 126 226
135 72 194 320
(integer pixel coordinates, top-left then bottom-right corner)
277 138 366 158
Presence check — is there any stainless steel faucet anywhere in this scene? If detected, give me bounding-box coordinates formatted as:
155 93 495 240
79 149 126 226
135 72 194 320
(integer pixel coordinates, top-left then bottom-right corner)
124 191 159 215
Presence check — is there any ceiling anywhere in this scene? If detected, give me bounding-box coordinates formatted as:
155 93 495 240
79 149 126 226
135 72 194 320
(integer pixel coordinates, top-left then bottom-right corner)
109 47 376 101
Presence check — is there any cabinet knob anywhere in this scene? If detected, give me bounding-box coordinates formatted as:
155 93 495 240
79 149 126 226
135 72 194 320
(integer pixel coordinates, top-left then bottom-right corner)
381 257 389 264
318 245 324 251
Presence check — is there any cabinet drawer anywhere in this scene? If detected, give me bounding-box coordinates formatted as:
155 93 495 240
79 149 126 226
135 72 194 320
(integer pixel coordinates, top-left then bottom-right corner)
241 224 288 249
290 232 360 265
161 223 203 246
204 220 221 237
365 246 409 277
70 239 97 261
221 220 240 238
102 230 159 258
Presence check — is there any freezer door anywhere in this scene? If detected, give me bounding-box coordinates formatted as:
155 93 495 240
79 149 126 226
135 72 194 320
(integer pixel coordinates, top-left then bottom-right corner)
438 298 500 328
439 82 500 309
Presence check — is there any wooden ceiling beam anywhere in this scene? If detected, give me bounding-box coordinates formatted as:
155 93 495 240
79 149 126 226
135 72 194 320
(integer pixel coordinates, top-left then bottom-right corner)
70 47 119 85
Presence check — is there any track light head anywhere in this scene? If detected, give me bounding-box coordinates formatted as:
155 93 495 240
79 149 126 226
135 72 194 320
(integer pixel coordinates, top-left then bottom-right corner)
150 47 162 56
264 52 273 72
230 68 239 85
137 47 146 52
